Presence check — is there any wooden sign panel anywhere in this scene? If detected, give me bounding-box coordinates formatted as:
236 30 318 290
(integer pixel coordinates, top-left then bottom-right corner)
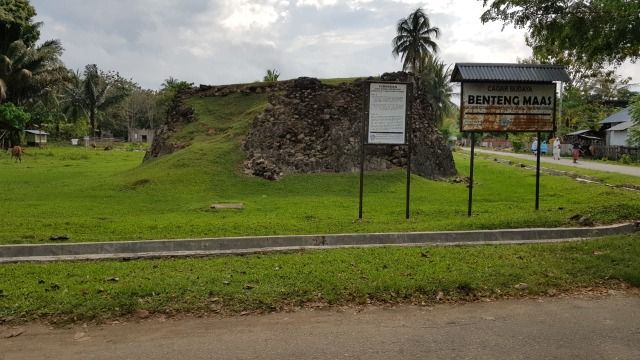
461 82 556 132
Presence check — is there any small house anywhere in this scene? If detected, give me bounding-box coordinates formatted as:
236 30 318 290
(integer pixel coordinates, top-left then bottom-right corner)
128 128 154 144
25 129 49 146
564 129 602 156
600 108 632 146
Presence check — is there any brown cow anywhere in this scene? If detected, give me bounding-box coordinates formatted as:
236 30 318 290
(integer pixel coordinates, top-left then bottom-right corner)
10 146 24 163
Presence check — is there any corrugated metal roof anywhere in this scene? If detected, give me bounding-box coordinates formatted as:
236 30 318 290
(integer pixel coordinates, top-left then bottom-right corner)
25 130 49 135
451 63 570 82
566 129 591 136
607 121 633 131
600 107 630 124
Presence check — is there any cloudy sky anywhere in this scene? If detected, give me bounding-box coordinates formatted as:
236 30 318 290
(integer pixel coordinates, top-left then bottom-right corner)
33 0 639 90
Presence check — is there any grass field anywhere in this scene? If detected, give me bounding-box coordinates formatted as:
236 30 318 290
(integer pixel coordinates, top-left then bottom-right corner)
1 92 639 245
1 92 639 323
470 151 640 187
1 234 638 322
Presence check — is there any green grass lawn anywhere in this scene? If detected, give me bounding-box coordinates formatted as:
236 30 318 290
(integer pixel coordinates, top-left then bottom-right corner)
471 150 640 186
1 234 638 322
1 92 639 245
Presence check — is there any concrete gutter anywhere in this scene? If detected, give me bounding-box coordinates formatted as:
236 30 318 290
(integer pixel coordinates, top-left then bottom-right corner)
1 223 637 263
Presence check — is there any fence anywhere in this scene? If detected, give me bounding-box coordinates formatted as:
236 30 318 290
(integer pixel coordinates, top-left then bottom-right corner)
83 137 125 148
591 145 640 161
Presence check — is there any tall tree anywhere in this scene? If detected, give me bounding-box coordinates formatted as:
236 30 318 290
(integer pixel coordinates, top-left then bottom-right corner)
480 0 640 71
61 65 131 135
628 95 640 146
0 39 64 105
82 64 131 134
0 0 41 54
418 54 455 126
392 8 440 73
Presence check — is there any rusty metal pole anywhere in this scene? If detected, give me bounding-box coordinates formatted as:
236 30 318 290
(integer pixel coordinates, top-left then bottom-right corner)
468 133 475 217
535 131 541 210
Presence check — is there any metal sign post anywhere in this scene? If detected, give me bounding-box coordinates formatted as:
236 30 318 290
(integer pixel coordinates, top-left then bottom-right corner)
468 133 475 217
452 63 569 216
359 81 412 220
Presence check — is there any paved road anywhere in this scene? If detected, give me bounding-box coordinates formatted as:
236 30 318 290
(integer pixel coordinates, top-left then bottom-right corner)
463 148 640 177
3 294 640 360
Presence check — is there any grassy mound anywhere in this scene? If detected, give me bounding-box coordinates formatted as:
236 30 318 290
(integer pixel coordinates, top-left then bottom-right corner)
1 92 639 244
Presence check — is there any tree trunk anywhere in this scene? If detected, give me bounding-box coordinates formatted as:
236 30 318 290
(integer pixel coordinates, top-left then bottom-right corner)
90 107 97 136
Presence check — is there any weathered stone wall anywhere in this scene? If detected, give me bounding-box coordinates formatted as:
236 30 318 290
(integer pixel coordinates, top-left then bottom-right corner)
143 95 195 161
145 73 457 181
243 73 456 180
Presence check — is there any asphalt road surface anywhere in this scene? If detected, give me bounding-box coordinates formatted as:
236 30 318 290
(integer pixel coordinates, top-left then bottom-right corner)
2 293 640 360
463 148 640 178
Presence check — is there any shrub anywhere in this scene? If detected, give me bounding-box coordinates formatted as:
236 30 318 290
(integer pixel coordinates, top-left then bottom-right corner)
619 154 634 165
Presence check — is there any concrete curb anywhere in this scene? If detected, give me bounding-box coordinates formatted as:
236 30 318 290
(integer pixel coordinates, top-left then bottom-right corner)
1 223 637 263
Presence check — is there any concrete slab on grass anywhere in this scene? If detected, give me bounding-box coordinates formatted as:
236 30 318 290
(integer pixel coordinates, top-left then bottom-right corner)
0 223 637 263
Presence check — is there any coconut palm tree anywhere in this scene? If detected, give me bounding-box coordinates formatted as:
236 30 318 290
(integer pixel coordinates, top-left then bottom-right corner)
392 8 440 73
65 64 131 134
418 54 455 126
0 39 64 105
263 69 280 82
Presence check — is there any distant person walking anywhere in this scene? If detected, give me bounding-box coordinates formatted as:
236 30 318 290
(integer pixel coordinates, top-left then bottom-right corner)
553 137 561 160
531 138 538 155
572 143 581 164
540 141 548 155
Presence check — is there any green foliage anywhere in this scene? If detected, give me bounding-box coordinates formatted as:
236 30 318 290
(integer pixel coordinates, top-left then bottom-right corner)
104 87 160 138
439 109 460 139
156 77 193 125
560 87 618 131
62 65 133 134
481 0 640 70
42 119 88 139
263 69 280 82
628 95 640 147
619 154 633 165
0 0 40 54
0 39 64 104
392 8 440 72
418 54 454 126
508 133 531 153
0 102 30 129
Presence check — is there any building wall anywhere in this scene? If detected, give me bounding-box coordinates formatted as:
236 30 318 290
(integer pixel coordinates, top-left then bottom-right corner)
128 128 155 144
607 130 628 146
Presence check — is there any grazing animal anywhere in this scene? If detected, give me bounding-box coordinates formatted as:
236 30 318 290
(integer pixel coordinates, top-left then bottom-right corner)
10 146 24 163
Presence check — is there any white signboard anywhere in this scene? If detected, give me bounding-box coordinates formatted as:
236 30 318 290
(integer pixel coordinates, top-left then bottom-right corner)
461 82 556 132
368 83 408 144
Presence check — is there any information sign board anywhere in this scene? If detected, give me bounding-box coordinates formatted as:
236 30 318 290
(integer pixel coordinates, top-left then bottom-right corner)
367 83 408 144
461 82 556 132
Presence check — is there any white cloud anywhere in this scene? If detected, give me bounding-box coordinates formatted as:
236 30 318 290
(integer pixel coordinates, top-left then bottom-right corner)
31 0 638 89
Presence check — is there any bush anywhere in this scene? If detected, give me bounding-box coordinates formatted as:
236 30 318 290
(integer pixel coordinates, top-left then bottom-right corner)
509 133 530 153
619 154 634 165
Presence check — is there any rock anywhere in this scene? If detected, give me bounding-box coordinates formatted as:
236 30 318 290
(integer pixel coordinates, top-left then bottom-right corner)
569 214 582 221
578 216 594 226
546 289 557 296
73 332 89 341
135 309 151 319
243 72 456 180
210 203 244 209
436 291 444 301
514 283 529 290
2 328 24 338
49 234 70 241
